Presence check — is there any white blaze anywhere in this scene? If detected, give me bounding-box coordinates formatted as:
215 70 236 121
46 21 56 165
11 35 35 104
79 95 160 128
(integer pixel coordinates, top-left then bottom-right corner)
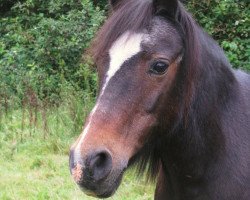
74 31 144 162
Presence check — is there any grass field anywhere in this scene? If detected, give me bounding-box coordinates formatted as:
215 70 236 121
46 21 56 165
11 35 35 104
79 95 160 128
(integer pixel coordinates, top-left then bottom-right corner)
0 107 154 200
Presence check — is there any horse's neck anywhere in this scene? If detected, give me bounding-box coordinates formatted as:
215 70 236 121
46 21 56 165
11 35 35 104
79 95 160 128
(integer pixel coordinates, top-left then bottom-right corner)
158 30 242 197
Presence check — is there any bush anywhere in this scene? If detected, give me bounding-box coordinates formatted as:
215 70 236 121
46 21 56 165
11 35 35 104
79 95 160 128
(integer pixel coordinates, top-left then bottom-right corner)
186 0 249 71
0 0 104 106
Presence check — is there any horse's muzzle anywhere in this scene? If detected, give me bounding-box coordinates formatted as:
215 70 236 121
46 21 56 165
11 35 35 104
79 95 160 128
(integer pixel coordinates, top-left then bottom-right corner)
69 148 124 198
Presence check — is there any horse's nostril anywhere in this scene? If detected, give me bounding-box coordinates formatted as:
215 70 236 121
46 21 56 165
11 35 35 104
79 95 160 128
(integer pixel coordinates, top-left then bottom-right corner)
87 150 112 182
90 152 107 169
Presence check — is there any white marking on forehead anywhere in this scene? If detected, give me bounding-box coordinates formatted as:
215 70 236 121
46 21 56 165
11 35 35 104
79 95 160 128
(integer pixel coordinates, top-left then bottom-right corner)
74 31 144 163
108 31 144 84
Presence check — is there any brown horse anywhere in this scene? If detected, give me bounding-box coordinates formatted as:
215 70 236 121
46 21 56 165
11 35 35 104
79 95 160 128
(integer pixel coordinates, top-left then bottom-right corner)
69 0 250 199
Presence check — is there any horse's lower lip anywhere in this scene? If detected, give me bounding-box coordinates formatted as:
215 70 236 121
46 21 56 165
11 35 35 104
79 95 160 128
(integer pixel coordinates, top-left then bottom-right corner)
83 190 98 198
80 185 115 199
79 169 125 198
97 190 114 198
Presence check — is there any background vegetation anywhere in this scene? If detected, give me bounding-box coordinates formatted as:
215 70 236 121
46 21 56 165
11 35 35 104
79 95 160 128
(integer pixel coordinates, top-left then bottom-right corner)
0 0 249 199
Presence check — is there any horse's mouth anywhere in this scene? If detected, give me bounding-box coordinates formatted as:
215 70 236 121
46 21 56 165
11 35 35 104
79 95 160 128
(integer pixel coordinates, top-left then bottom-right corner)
74 167 125 199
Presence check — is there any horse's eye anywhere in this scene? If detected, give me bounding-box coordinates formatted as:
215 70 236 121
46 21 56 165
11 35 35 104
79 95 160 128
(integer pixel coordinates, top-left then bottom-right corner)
149 61 169 75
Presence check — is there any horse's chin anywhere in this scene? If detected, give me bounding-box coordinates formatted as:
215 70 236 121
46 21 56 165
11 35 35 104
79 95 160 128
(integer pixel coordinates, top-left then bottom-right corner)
78 169 124 199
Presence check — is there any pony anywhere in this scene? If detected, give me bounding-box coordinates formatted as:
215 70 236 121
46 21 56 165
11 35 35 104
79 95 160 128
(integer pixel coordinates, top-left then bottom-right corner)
69 0 250 199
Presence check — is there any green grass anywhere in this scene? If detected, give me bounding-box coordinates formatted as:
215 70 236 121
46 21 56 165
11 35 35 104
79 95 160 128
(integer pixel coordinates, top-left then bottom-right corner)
0 106 154 200
0 154 153 200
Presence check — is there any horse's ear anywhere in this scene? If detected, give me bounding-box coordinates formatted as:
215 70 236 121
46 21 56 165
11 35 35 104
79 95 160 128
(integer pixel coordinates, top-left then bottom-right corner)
109 0 122 9
153 0 179 18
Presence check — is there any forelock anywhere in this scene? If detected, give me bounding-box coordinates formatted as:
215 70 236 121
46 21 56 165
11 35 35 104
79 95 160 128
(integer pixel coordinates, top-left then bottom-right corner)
90 0 153 64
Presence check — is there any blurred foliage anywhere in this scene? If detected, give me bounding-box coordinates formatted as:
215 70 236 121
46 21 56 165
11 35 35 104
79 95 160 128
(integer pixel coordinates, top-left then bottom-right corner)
186 0 250 71
0 0 104 106
0 0 249 110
